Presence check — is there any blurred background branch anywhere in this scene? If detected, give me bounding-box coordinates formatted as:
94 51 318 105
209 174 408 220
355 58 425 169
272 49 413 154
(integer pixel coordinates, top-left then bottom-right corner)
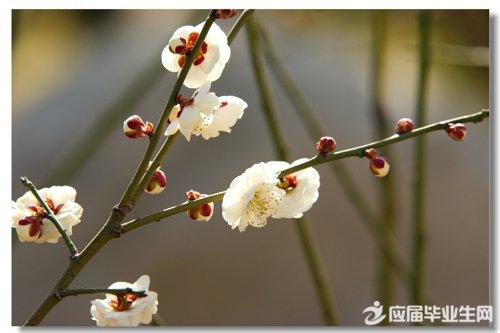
411 10 432 308
246 16 337 325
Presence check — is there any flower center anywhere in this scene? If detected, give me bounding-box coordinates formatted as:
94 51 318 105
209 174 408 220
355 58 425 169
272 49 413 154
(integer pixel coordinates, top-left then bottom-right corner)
18 198 64 238
277 175 298 192
244 183 284 227
110 293 138 312
176 32 209 67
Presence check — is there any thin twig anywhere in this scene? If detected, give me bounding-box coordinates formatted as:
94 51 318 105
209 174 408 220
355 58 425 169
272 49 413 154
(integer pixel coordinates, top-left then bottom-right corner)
227 9 255 44
120 110 489 234
371 10 396 309
20 177 79 258
246 17 337 325
411 10 432 307
255 19 408 286
56 288 146 299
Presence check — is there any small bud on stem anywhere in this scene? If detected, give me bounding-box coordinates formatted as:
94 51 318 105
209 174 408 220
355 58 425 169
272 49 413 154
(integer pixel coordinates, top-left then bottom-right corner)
395 118 414 134
185 190 214 222
144 163 167 195
445 123 467 141
214 10 238 20
123 115 154 139
364 148 390 178
316 136 336 157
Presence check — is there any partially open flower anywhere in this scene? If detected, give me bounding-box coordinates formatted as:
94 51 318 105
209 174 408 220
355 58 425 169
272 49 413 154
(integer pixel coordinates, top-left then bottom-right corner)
11 186 83 243
90 275 158 326
445 123 467 141
316 136 336 156
369 156 390 177
161 22 230 88
185 190 214 222
165 82 247 141
214 10 238 19
268 158 321 219
395 118 414 134
144 164 167 195
222 162 285 232
123 115 154 139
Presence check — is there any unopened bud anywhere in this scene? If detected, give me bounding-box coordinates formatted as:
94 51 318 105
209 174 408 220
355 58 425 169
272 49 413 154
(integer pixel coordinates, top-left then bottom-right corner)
445 123 467 141
145 167 167 195
369 156 390 178
123 115 154 139
185 190 214 222
316 136 336 157
364 148 378 160
214 9 238 19
168 36 186 54
395 118 414 134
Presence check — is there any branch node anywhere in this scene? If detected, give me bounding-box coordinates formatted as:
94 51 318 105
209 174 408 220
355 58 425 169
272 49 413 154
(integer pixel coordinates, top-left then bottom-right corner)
53 290 63 301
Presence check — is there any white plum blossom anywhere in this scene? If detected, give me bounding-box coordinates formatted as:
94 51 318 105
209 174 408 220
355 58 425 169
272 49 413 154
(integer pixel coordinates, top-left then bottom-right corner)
161 22 230 89
266 159 320 219
165 82 247 141
222 162 285 232
90 275 158 327
11 186 83 243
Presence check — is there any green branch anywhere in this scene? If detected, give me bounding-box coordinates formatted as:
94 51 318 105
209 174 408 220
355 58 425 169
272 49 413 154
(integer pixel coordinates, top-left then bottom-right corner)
55 288 147 299
120 110 489 235
20 177 78 258
246 17 337 325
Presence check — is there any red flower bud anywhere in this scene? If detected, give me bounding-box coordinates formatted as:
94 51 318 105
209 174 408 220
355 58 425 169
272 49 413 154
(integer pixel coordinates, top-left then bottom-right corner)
395 118 414 134
445 123 467 141
316 136 336 156
369 156 390 178
145 168 167 195
123 115 154 139
214 9 238 19
185 190 214 222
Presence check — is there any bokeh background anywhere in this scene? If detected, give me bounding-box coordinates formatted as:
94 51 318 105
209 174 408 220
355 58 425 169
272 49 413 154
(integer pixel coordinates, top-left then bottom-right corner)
12 10 489 325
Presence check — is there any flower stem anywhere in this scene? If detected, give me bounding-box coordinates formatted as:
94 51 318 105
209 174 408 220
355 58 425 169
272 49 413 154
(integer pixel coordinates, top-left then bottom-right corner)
411 10 432 308
246 17 337 325
255 18 407 288
227 9 255 44
55 288 147 299
120 110 489 234
20 177 78 258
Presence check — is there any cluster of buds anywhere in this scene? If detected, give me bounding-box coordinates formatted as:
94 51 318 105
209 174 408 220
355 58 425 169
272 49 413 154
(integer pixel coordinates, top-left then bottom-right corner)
316 136 337 157
445 123 467 141
364 148 390 178
214 9 238 20
395 117 414 134
144 163 167 195
123 115 154 139
185 190 214 222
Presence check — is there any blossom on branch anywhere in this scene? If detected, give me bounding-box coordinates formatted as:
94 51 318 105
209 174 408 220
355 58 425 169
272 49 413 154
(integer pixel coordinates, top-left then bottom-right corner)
165 82 247 141
162 22 231 88
268 158 320 219
144 163 167 195
185 190 214 222
222 162 285 232
123 115 154 139
90 275 158 326
11 186 83 243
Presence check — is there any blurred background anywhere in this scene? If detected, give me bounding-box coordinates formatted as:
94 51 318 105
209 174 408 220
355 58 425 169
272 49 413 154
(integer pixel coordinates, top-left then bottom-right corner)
12 10 489 325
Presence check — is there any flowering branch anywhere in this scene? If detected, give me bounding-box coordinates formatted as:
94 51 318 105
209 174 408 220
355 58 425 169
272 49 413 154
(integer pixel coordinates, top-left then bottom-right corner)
277 110 489 177
129 10 255 201
23 11 252 326
121 110 489 232
54 288 147 299
255 19 409 285
20 177 79 258
246 17 337 325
